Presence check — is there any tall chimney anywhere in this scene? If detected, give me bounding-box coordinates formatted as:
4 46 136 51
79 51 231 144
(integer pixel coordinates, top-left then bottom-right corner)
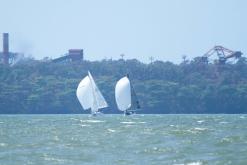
3 33 9 65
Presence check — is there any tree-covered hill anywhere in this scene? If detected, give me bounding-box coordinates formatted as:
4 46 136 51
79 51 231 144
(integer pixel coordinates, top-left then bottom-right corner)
0 57 247 114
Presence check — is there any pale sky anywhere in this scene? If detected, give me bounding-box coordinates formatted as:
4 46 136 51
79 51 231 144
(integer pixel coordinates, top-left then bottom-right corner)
0 0 246 63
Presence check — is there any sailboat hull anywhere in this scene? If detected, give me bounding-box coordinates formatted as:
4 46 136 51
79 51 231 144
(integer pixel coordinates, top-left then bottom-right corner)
124 110 134 116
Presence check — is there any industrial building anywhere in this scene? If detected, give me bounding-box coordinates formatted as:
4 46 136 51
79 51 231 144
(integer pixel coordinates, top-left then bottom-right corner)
0 33 19 65
0 33 84 65
52 49 84 63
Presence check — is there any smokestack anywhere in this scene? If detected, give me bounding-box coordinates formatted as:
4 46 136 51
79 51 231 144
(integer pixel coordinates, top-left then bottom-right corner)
3 33 9 65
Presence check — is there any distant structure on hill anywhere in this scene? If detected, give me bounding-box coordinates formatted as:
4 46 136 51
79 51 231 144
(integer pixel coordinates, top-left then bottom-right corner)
52 49 84 63
0 33 22 65
199 45 242 64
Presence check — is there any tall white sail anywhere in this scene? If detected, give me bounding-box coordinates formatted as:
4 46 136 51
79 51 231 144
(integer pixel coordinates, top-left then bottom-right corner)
76 71 108 113
76 76 93 110
88 71 108 109
115 76 131 111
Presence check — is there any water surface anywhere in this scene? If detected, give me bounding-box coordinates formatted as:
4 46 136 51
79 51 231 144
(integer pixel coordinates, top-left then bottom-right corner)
0 114 247 165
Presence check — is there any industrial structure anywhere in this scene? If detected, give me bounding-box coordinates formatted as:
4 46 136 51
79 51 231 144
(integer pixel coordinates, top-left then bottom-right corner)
52 49 83 63
0 33 19 65
200 45 242 64
1 33 242 66
0 33 84 64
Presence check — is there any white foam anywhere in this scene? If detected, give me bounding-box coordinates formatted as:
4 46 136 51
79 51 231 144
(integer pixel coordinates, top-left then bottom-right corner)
0 143 7 147
80 120 105 123
43 157 66 162
107 129 116 132
194 127 207 131
174 162 202 165
121 121 136 124
219 121 228 124
197 120 204 124
187 162 202 165
80 124 91 127
70 118 79 121
138 121 146 124
53 136 59 141
72 123 91 127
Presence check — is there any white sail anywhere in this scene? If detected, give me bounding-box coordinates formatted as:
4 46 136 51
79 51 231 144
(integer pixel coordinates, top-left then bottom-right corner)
76 76 93 110
115 76 131 111
76 71 108 113
88 71 108 109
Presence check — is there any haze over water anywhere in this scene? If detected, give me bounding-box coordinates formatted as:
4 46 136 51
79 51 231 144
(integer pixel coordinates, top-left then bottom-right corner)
0 114 247 165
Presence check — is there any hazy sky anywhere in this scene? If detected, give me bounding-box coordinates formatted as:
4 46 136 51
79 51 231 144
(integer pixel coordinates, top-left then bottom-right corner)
0 0 246 63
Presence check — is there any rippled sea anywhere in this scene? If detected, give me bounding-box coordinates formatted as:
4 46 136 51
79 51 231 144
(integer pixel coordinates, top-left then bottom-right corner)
0 114 247 165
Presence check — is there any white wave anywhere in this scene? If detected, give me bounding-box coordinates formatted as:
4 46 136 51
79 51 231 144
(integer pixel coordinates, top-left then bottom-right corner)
121 121 136 124
220 137 232 143
72 123 91 127
197 120 205 124
124 125 134 128
0 143 7 147
107 129 116 132
194 127 207 131
80 120 105 123
53 136 59 141
43 156 66 163
219 121 228 124
186 127 208 134
174 161 202 165
70 118 79 121
80 124 91 127
187 162 202 165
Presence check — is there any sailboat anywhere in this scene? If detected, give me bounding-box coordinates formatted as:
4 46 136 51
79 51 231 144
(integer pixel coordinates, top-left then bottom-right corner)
76 71 108 116
115 74 141 115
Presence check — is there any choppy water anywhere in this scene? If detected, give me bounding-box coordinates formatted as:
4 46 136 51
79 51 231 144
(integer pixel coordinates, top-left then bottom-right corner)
0 114 247 165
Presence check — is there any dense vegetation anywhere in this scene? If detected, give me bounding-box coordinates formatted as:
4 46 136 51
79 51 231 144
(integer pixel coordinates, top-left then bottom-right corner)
0 57 247 114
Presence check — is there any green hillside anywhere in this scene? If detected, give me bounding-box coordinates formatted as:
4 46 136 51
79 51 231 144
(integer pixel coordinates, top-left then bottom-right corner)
0 57 247 114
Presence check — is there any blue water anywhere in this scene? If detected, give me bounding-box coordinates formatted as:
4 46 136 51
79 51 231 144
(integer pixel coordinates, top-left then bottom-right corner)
0 114 247 165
